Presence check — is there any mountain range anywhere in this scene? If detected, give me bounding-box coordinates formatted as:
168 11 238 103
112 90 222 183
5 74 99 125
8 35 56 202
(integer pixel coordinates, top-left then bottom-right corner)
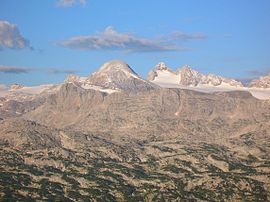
0 60 270 201
148 62 243 87
1 60 270 100
249 72 270 88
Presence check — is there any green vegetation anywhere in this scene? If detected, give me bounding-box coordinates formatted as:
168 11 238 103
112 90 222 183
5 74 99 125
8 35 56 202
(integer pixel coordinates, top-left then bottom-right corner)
0 139 269 201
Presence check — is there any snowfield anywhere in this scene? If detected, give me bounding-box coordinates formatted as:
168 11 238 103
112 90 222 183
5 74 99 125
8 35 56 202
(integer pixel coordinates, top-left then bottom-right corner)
152 81 270 100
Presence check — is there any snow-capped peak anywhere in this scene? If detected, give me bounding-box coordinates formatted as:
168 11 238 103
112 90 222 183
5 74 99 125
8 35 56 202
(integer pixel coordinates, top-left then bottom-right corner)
155 62 169 71
86 60 158 91
179 64 192 71
249 73 270 88
64 74 87 84
91 60 139 80
63 60 158 93
148 62 178 84
176 65 203 86
148 63 243 87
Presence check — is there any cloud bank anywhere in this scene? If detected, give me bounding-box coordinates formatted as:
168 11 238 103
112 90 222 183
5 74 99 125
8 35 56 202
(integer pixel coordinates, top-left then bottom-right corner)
57 0 87 7
0 65 76 75
0 21 30 50
237 68 270 85
0 65 30 74
171 32 207 40
59 26 206 53
47 68 76 74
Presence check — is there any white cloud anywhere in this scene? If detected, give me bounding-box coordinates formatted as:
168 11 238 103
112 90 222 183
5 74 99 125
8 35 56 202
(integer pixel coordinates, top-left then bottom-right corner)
171 32 207 40
0 20 30 50
0 65 76 75
47 68 76 74
59 26 205 53
79 0 87 6
0 65 30 73
57 0 87 7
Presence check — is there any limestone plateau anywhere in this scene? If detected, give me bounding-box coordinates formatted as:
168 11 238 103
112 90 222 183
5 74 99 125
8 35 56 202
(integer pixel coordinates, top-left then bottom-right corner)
0 60 270 201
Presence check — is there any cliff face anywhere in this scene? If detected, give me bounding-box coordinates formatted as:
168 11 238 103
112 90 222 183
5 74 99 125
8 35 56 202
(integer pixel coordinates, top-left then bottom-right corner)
25 80 268 138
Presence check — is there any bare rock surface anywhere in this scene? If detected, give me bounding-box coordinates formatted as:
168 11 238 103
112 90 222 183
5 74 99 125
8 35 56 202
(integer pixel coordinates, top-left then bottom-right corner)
0 60 270 201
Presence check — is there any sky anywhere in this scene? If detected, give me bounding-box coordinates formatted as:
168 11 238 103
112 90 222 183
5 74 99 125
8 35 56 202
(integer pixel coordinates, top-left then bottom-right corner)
0 0 269 86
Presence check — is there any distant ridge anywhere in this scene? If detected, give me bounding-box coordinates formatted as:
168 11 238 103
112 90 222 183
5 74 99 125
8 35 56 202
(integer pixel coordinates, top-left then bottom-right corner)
148 62 243 87
1 60 270 100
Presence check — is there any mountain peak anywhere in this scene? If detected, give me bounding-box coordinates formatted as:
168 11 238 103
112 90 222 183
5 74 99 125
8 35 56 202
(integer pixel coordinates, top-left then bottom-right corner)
148 63 243 87
148 62 176 82
155 62 168 71
181 64 192 70
93 60 139 79
64 74 87 84
154 62 175 73
249 73 270 88
176 65 203 86
87 60 158 91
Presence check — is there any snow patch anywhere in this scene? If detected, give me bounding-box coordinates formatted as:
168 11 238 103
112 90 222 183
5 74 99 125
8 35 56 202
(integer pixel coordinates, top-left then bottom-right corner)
81 84 120 94
10 84 60 95
153 70 180 84
153 81 270 100
0 84 60 98
149 62 243 87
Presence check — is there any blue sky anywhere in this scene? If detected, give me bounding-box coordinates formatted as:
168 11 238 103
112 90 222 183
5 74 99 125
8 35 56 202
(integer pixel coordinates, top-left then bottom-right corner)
0 0 269 86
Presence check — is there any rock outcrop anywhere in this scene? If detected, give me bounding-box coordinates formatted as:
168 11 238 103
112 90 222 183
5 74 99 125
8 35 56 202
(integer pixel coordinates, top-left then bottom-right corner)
249 73 270 88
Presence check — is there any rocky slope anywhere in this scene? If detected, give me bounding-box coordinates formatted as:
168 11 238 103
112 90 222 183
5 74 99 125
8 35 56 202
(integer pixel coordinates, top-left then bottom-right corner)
0 84 60 120
25 82 270 138
0 60 270 201
1 117 270 201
